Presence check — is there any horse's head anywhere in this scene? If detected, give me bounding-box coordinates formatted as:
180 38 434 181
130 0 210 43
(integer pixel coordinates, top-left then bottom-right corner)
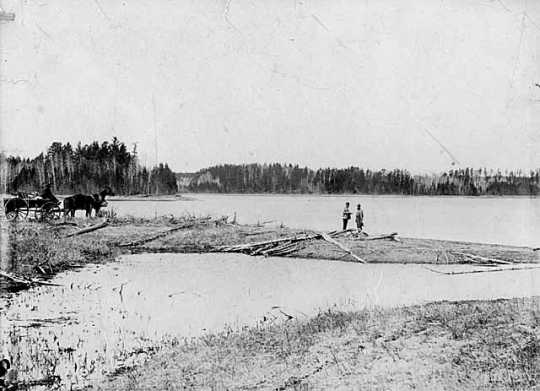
100 186 115 199
92 194 108 211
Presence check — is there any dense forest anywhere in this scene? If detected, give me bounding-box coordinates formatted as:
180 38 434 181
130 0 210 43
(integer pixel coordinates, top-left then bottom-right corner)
183 163 540 196
2 138 178 195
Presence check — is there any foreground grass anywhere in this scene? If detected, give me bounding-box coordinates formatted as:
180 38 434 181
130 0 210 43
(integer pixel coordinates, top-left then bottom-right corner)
102 297 539 391
6 219 116 279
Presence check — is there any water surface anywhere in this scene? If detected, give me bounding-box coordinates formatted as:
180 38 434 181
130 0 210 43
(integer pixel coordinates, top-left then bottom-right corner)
1 253 538 389
108 194 540 247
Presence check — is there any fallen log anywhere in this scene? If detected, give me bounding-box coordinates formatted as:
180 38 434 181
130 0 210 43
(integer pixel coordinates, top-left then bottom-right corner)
271 242 307 257
118 217 215 247
320 233 366 263
251 243 280 256
329 229 357 237
218 233 321 252
357 232 400 242
263 241 305 257
49 221 78 227
0 270 60 287
17 375 61 389
64 219 109 238
451 251 514 265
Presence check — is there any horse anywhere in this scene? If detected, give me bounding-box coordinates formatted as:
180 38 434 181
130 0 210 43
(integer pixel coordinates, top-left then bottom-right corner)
63 187 114 218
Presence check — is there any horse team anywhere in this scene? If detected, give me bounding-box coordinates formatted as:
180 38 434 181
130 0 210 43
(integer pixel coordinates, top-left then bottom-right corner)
63 186 114 218
34 184 115 218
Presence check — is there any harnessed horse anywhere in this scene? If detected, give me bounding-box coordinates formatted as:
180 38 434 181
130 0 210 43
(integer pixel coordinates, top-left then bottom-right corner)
63 187 114 218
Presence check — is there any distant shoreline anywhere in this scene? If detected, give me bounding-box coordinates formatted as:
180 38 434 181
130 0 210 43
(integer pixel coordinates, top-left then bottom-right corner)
108 194 197 202
177 192 539 199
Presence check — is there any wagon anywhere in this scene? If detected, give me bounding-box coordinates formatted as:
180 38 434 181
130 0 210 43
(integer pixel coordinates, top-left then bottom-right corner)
3 193 63 221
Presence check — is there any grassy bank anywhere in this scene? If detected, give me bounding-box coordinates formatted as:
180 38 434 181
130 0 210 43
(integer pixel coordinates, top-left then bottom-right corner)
5 219 116 280
102 217 538 264
101 296 539 390
3 215 538 287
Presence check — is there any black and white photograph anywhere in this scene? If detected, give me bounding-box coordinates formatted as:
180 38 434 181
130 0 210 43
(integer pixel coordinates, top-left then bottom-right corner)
0 0 539 389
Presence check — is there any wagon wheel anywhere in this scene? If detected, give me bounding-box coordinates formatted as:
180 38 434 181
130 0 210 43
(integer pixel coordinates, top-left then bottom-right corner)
52 207 63 220
37 202 61 222
4 198 29 221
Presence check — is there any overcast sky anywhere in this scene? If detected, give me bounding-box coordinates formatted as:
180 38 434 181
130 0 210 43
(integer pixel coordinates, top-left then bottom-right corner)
1 0 539 172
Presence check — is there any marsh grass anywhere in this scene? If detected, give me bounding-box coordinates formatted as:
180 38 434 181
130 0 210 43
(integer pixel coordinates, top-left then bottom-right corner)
103 297 539 391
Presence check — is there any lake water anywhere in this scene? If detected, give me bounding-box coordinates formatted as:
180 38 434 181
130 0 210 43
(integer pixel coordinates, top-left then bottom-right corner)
108 194 540 247
1 253 539 389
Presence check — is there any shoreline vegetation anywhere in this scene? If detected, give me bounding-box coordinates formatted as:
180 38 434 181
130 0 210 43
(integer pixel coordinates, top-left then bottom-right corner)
3 138 539 197
180 163 540 196
2 216 539 390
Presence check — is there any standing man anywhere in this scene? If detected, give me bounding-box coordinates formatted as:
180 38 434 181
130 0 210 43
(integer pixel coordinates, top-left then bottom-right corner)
355 203 364 234
342 202 352 230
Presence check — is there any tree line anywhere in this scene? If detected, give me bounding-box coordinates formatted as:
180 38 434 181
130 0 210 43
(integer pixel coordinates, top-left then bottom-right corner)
184 163 540 195
2 138 178 195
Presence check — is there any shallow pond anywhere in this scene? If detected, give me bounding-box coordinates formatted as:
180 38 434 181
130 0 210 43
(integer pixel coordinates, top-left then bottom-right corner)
1 253 539 389
108 194 540 247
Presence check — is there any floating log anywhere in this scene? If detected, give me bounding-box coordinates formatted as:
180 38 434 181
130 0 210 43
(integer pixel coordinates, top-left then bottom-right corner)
320 233 366 263
64 219 109 238
0 270 60 287
423 265 540 275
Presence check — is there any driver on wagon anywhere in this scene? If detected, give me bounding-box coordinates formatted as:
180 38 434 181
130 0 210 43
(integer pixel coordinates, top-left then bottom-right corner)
39 183 59 203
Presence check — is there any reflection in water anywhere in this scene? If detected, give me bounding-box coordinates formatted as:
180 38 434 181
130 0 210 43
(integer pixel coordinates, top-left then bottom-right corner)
0 253 539 389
